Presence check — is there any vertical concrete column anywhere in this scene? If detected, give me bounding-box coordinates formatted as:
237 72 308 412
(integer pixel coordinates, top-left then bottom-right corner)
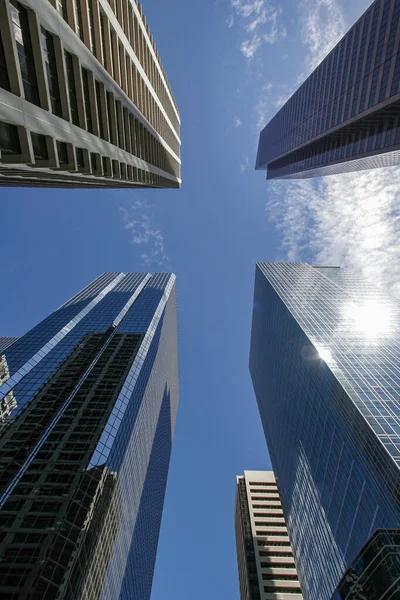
53 37 71 122
122 0 129 41
0 0 24 97
79 0 91 51
66 0 77 32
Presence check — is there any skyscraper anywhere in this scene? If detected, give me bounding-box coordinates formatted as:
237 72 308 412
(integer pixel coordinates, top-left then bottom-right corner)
249 263 400 600
256 0 400 179
0 272 179 600
0 0 180 188
235 470 302 600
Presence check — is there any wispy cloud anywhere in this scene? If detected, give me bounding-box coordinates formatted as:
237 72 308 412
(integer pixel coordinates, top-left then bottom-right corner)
226 14 234 28
233 116 242 128
240 156 250 172
267 170 400 297
229 0 286 58
300 0 346 76
120 199 169 267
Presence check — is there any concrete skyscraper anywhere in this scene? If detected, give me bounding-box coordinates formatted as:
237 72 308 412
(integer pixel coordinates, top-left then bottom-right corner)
0 0 180 188
235 470 302 600
0 272 179 600
249 263 400 600
256 0 400 179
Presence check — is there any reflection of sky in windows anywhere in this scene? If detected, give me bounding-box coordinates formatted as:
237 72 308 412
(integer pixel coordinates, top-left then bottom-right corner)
0 271 179 600
250 262 400 600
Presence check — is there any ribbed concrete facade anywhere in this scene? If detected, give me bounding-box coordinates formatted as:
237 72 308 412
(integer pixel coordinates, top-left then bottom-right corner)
256 0 400 179
235 471 302 600
0 0 181 188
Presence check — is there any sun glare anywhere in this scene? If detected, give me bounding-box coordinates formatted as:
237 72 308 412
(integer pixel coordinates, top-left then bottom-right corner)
343 301 391 340
316 346 332 363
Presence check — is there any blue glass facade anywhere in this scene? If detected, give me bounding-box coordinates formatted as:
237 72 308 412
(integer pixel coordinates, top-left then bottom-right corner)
249 263 400 600
0 272 179 600
256 0 400 179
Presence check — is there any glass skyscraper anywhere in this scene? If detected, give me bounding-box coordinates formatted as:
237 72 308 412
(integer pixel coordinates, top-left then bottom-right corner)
249 263 400 600
0 272 179 600
256 0 400 179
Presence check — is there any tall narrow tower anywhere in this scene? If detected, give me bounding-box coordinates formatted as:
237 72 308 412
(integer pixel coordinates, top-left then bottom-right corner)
235 470 302 600
0 0 180 188
256 0 400 179
0 272 179 600
250 263 400 600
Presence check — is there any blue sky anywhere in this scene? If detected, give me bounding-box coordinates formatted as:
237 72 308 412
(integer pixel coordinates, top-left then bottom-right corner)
1 0 400 599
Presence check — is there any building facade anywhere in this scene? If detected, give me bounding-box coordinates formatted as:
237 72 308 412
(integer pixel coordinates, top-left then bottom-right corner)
256 0 400 179
0 0 181 188
249 263 400 600
235 470 302 600
0 271 179 600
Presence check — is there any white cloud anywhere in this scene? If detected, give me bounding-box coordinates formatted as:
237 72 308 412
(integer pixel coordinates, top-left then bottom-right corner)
226 14 234 28
120 199 169 267
267 169 400 297
233 116 242 128
300 0 346 75
240 156 250 172
230 0 285 58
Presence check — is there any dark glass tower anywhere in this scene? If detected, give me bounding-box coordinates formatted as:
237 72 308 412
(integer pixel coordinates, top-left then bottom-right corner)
256 0 400 179
0 272 179 600
249 263 400 600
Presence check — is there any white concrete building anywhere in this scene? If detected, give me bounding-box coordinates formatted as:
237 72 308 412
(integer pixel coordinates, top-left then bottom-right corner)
235 470 303 600
0 0 180 188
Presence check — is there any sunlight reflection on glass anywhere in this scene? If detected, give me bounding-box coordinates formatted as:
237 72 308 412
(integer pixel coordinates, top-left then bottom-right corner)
343 301 391 340
315 345 332 363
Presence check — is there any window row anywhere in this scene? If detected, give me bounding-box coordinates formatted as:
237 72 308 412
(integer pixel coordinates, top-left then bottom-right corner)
0 121 177 187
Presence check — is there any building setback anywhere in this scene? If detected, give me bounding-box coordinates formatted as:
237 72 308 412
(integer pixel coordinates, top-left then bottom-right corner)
0 272 179 600
256 0 400 179
235 470 302 600
0 0 181 188
249 263 400 600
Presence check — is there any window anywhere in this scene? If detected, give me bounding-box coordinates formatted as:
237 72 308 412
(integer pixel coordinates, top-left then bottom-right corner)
57 141 68 166
81 68 93 133
75 147 84 168
87 0 96 54
0 32 10 91
10 0 39 106
73 0 83 39
56 0 67 20
0 122 21 156
64 52 79 126
95 81 105 139
90 152 97 171
41 29 62 117
31 133 48 160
